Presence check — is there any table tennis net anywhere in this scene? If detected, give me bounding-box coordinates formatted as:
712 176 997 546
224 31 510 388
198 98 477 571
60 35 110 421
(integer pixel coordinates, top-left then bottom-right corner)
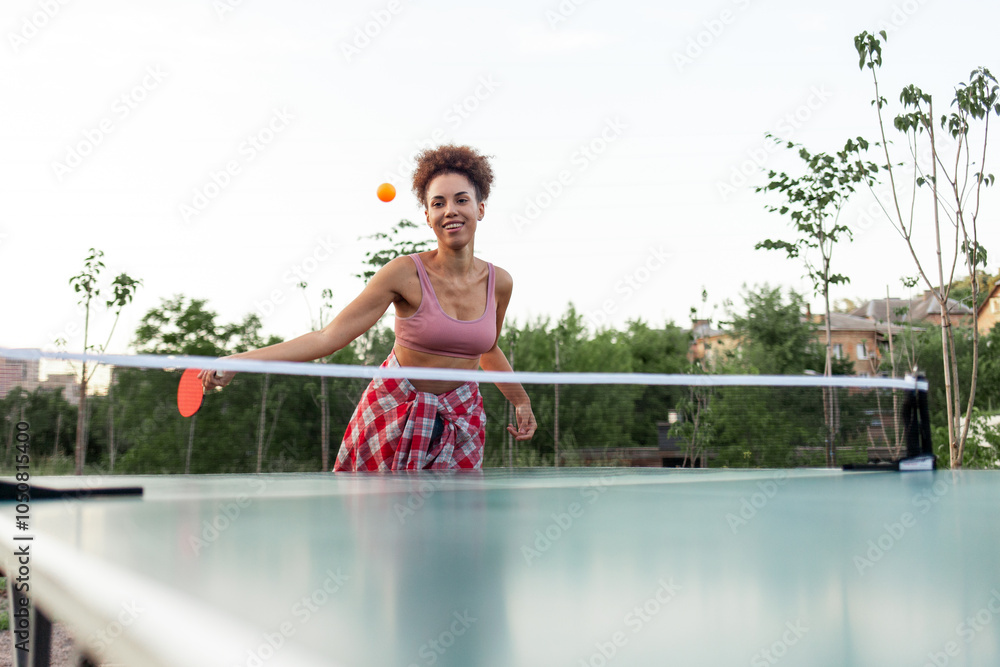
0 349 931 473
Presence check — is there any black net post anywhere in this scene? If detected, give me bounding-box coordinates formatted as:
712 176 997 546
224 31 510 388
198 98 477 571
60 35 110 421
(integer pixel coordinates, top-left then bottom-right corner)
902 375 933 459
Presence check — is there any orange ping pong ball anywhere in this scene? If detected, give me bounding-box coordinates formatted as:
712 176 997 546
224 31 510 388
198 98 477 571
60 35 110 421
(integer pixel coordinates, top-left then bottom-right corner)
377 183 396 202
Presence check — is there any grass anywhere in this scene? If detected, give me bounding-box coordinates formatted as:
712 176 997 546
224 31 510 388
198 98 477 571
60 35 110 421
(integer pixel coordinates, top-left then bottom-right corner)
0 455 113 477
0 576 7 631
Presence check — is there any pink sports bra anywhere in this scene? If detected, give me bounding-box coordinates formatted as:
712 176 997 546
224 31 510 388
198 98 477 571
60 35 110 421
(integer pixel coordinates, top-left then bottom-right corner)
394 255 498 360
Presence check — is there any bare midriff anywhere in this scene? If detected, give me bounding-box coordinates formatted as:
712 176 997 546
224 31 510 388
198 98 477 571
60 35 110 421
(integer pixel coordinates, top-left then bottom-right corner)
393 343 481 395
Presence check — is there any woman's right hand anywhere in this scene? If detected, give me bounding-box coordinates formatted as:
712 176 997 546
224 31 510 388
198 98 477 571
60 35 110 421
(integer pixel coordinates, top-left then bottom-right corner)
199 369 235 391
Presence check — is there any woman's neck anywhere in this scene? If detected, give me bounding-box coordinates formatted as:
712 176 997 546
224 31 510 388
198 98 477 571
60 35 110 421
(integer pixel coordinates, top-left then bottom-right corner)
432 243 476 275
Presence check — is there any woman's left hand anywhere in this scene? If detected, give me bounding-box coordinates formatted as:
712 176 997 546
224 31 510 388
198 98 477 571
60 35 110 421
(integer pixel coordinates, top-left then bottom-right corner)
506 402 536 441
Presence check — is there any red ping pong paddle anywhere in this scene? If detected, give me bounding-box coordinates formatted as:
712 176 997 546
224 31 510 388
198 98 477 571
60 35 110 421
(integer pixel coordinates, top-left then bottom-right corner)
178 368 205 417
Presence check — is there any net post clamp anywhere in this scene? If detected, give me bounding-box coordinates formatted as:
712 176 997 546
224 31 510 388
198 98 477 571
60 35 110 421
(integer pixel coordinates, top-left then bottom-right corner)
898 454 936 472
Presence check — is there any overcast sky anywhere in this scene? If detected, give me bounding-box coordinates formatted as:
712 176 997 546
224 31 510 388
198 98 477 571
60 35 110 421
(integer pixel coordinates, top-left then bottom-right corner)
2 0 997 358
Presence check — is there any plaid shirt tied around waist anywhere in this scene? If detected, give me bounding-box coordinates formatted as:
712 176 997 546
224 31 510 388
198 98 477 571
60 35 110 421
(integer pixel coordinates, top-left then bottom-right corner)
333 352 485 471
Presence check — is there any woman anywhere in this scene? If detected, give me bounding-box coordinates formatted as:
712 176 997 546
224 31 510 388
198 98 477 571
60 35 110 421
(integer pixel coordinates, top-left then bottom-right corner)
203 144 536 470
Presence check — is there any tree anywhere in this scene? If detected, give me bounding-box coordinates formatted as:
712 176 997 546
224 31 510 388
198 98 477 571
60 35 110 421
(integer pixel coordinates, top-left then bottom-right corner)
979 323 1000 414
129 296 326 474
672 382 714 468
755 136 878 376
853 31 998 467
132 297 276 472
298 283 333 470
297 283 363 470
831 297 866 314
487 306 639 465
351 219 432 364
134 296 265 356
724 284 830 375
755 139 880 466
471 306 698 468
27 387 76 459
355 219 432 283
2 388 29 467
908 323 1000 468
550 307 639 457
712 285 861 466
622 320 691 448
948 269 999 313
64 248 141 475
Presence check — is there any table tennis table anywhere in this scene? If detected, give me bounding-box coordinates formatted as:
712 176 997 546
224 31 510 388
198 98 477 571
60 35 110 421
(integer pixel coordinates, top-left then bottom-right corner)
2 468 999 666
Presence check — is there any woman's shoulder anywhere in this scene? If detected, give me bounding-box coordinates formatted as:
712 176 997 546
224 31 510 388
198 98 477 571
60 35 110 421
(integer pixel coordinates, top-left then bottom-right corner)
383 254 419 273
487 262 513 297
369 255 420 293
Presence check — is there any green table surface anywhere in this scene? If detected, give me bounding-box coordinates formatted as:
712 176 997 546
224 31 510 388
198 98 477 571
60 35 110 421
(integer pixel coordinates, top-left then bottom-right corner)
2 468 998 666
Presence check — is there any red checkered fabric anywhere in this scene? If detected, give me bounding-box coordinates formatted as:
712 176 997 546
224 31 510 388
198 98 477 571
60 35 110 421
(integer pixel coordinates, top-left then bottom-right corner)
333 352 485 471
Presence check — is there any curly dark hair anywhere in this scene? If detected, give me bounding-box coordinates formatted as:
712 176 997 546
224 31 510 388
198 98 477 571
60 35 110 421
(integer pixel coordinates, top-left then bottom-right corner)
411 144 494 207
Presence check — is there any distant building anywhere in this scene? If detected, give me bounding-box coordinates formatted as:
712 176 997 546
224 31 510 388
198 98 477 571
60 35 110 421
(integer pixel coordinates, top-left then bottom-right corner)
0 353 80 407
689 313 901 376
687 319 738 369
0 356 39 399
850 290 973 327
689 287 984 375
976 282 1000 335
815 312 893 377
40 373 81 406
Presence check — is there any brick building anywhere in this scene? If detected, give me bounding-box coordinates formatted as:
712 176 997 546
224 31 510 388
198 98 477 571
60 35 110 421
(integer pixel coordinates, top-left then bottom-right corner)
817 312 891 376
0 353 81 407
850 291 973 327
0 356 40 399
687 319 738 368
977 282 1000 335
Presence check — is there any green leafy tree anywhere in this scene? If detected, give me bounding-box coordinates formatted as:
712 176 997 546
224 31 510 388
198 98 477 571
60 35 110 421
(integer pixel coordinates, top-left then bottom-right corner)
121 292 384 474
65 248 141 475
853 30 999 466
1 388 29 467
351 219 431 364
131 297 283 472
831 297 865 314
132 297 279 470
979 324 1000 414
947 269 999 313
477 306 696 467
134 296 270 356
28 387 77 459
755 136 878 376
754 139 878 466
623 320 692 449
114 298 362 474
486 306 638 465
672 383 714 468
0 387 77 473
551 309 638 457
909 323 1000 468
723 285 830 375
296 283 365 470
355 219 433 283
709 285 862 466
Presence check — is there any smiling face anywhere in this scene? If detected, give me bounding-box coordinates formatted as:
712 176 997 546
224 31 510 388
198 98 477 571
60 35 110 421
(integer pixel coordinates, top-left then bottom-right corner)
425 172 485 249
